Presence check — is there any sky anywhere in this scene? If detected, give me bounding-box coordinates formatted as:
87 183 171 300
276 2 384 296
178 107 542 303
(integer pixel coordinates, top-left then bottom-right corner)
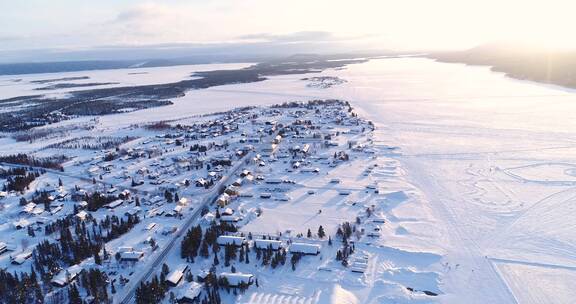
1 0 575 59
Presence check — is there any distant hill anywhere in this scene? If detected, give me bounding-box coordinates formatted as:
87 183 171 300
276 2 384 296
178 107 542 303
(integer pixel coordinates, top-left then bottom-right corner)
432 43 576 89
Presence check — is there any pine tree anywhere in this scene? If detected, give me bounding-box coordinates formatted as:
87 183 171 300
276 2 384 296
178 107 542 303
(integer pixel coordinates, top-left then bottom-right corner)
94 248 102 265
307 228 312 238
318 225 325 239
69 283 82 304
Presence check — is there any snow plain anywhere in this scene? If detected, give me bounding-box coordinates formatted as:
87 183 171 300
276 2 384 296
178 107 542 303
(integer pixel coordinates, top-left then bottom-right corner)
3 57 576 303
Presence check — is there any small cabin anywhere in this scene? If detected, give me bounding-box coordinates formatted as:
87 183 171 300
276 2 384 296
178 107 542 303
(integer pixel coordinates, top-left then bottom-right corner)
11 251 32 265
166 264 189 287
177 281 203 303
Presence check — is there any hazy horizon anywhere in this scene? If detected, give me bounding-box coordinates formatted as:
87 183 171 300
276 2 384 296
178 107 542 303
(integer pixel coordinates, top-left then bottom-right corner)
2 0 576 63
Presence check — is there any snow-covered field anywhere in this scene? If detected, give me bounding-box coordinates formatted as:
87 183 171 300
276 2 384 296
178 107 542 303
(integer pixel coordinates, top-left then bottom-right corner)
3 57 576 303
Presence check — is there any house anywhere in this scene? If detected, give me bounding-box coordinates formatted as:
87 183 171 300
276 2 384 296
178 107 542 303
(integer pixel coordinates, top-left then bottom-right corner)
174 205 183 214
220 208 234 216
220 215 241 223
178 197 189 205
0 242 8 254
51 205 63 215
202 212 215 224
224 186 239 196
195 178 209 187
220 272 254 287
289 243 321 255
78 201 88 209
265 178 283 185
106 199 124 209
13 218 31 230
11 251 32 265
177 282 203 303
124 207 140 217
120 251 144 262
216 235 245 246
254 239 283 250
22 202 36 214
216 193 230 207
166 264 189 287
75 210 88 221
232 178 243 187
259 193 272 199
51 265 83 287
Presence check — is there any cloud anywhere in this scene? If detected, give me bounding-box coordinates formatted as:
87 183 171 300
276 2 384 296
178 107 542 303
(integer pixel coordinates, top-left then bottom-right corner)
238 31 335 43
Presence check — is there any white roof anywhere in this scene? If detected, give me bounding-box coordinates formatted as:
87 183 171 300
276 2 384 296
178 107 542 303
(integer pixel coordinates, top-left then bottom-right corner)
220 215 240 222
107 199 123 208
117 246 134 253
217 235 245 246
76 210 88 220
254 239 283 250
220 272 253 286
178 282 203 300
166 264 188 285
289 242 321 254
13 218 31 228
120 251 143 260
51 264 82 286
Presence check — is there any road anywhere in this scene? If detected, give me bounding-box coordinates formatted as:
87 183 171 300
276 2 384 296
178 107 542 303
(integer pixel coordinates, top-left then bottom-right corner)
114 151 252 304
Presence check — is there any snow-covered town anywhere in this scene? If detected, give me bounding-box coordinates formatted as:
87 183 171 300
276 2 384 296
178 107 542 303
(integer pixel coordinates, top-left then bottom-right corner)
0 98 440 303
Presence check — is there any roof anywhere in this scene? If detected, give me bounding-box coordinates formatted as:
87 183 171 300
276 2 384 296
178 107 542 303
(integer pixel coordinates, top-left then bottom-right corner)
13 218 31 228
51 264 83 286
120 251 143 260
76 210 88 220
178 281 203 300
166 264 188 285
254 239 283 250
220 272 253 286
107 199 123 208
217 235 245 246
289 242 321 254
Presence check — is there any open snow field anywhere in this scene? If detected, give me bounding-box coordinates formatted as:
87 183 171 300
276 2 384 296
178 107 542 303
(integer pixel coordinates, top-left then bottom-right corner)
3 57 576 303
